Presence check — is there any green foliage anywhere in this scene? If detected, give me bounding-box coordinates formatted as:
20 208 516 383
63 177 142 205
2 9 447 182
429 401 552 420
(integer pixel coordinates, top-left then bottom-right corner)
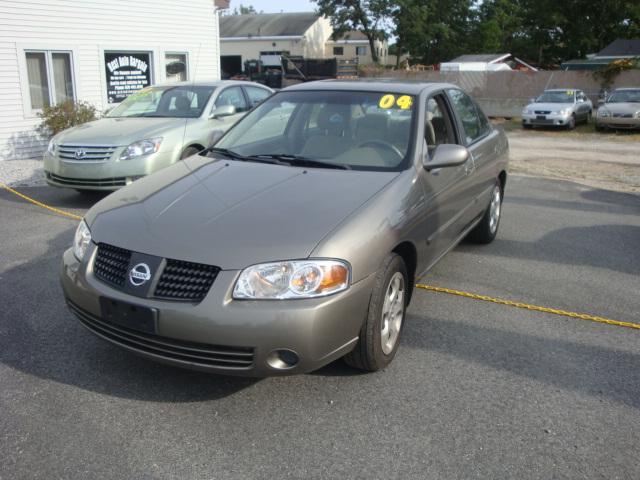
315 0 392 63
593 58 640 88
37 100 97 137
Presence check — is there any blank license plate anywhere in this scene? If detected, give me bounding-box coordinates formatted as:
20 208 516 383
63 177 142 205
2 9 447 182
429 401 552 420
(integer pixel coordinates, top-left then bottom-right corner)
99 297 157 334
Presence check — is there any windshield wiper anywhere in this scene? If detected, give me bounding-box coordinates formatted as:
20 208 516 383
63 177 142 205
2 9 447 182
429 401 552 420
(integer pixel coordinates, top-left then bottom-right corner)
248 154 351 170
205 147 286 165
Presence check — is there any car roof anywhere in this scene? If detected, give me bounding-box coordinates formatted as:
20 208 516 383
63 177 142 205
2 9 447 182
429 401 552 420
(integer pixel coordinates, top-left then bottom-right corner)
544 88 581 92
283 79 458 95
151 80 273 89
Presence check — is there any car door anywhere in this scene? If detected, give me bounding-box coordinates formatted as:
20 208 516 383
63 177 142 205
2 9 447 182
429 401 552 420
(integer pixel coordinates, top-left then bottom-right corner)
446 88 500 226
415 91 471 268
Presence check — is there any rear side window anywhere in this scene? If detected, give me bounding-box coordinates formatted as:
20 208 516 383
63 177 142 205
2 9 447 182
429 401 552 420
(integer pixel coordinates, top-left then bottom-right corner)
215 87 248 113
447 89 490 144
245 86 271 108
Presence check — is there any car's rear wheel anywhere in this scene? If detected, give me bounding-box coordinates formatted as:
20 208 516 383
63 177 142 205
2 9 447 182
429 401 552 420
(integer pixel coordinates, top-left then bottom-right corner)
180 146 202 160
344 253 408 372
468 179 502 244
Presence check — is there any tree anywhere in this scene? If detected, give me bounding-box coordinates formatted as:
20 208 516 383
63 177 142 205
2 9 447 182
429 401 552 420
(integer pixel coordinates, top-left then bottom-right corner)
314 0 392 63
233 4 258 14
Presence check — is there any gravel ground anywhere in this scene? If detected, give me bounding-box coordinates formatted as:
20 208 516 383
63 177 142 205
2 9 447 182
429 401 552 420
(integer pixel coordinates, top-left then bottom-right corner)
1 130 639 193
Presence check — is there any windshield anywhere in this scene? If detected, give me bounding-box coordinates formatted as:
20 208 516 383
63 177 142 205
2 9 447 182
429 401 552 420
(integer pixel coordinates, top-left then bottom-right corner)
215 90 416 171
606 90 640 103
106 85 216 118
535 91 575 103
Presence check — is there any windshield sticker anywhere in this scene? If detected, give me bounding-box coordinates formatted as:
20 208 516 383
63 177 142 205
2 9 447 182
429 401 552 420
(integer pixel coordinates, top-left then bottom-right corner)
566 90 574 95
378 94 413 110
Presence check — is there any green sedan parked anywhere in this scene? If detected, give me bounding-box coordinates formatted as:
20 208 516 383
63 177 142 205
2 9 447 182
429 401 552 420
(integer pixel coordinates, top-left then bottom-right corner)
44 80 273 192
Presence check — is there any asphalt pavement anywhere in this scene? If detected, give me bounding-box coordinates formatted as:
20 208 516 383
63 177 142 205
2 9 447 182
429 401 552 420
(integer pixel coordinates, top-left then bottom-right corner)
1 175 639 479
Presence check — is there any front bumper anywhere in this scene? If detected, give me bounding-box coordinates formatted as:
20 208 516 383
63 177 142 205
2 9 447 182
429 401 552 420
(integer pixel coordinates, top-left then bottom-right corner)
60 246 373 376
521 112 572 127
595 116 640 130
43 150 174 190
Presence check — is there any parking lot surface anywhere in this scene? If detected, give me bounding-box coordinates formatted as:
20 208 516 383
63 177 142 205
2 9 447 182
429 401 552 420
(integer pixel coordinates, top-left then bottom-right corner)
1 175 639 479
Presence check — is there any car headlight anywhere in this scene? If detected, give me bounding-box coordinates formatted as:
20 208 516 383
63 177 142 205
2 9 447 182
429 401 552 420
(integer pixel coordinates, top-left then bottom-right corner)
233 259 350 299
47 139 57 155
634 111 640 119
554 108 570 115
120 138 162 161
598 108 610 118
73 220 92 261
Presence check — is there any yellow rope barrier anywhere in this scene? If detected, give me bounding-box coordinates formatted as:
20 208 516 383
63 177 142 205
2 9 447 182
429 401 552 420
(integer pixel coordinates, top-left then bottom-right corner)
1 182 82 221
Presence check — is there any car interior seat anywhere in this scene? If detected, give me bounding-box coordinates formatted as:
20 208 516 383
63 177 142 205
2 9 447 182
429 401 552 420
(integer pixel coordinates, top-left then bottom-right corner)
301 104 352 158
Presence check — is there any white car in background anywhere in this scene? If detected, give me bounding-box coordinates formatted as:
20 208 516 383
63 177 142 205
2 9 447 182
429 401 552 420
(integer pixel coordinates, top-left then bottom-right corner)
521 89 593 130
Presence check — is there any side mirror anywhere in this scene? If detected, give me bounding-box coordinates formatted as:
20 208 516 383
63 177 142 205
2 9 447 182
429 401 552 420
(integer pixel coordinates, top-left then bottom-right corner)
423 144 469 171
209 104 236 119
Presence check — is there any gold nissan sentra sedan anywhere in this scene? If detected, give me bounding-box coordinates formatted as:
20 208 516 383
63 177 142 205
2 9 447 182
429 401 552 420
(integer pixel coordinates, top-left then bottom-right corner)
61 80 509 376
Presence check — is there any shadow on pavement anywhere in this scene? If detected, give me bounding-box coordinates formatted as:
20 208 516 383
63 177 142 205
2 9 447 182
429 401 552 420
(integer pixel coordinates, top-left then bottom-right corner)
1 228 258 402
457 224 640 276
403 313 640 410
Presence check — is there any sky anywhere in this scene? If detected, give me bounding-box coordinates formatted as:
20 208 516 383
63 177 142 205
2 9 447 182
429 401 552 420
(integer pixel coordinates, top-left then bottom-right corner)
231 0 317 13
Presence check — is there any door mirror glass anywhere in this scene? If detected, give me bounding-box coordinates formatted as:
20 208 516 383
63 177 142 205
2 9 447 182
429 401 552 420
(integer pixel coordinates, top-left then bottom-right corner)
423 144 469 171
210 104 236 119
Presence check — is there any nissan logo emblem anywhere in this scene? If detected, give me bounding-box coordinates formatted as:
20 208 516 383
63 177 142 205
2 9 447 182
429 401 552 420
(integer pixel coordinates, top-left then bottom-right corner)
129 263 151 286
74 148 86 160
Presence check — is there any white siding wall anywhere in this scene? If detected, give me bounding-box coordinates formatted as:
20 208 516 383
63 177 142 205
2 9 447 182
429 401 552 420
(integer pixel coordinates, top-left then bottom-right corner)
0 0 221 160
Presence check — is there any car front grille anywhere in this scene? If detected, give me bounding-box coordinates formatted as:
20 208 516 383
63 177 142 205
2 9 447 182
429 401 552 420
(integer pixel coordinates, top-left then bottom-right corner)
93 243 219 303
94 243 132 287
534 110 551 115
612 113 633 118
58 144 117 162
67 300 255 369
46 172 127 188
154 259 220 302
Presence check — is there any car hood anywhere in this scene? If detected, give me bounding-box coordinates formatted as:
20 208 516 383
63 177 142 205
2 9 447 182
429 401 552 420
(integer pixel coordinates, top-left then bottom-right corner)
601 103 640 114
55 117 186 145
526 102 573 111
86 156 398 270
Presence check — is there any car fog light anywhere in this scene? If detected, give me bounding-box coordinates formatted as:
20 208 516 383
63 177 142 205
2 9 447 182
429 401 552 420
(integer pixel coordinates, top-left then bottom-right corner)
267 349 299 369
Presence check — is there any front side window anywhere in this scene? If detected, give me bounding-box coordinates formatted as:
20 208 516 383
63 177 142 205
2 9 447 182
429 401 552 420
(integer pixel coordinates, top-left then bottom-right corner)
215 90 417 171
25 50 74 110
244 86 271 108
425 96 456 152
447 89 489 145
106 85 216 118
215 87 248 113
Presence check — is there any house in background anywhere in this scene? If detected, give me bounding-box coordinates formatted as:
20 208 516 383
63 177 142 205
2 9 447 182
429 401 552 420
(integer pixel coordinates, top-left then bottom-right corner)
561 39 640 70
440 54 538 72
220 13 387 76
220 12 332 77
0 0 225 160
325 30 388 66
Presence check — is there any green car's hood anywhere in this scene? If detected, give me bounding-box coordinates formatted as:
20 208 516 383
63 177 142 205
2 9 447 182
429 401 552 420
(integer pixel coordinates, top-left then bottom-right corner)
86 155 398 270
55 117 187 145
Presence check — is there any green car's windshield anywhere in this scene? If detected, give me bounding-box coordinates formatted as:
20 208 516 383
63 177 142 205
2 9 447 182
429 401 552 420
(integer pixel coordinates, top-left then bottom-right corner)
607 90 640 103
106 85 216 118
536 91 576 103
215 90 416 171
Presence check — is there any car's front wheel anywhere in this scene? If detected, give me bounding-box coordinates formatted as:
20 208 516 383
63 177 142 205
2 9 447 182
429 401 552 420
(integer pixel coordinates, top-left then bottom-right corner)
344 253 408 372
180 146 202 160
567 114 576 130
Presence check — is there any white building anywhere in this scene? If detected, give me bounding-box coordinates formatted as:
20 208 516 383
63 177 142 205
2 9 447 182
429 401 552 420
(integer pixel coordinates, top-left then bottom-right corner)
0 0 226 160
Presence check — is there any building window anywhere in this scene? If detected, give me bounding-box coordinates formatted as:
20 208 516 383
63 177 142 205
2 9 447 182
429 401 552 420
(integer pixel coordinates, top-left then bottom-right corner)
333 47 344 56
356 46 367 56
166 53 188 82
25 50 75 110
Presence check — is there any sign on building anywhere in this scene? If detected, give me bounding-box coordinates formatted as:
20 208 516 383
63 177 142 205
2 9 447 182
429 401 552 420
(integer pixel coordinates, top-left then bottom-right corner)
104 52 152 103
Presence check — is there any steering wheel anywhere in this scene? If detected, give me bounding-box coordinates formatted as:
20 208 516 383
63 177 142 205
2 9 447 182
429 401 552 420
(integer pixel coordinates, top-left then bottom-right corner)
356 140 404 162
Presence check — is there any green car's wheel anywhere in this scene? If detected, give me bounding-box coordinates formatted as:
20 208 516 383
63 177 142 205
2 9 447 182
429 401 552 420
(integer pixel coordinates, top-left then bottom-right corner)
180 146 202 160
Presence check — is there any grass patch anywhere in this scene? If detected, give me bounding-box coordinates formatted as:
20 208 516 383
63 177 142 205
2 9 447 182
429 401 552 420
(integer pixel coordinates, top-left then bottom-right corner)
492 117 640 140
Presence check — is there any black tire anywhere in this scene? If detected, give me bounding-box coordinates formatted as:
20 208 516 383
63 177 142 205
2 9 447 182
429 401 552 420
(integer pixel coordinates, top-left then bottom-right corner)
180 146 202 160
344 253 408 372
595 124 605 132
567 114 576 130
468 178 502 244
523 124 533 130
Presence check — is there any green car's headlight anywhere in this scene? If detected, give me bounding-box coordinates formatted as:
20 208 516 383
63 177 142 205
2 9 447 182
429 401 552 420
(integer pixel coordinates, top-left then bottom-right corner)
598 108 610 118
73 220 92 261
47 139 57 155
120 138 162 161
233 260 350 299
